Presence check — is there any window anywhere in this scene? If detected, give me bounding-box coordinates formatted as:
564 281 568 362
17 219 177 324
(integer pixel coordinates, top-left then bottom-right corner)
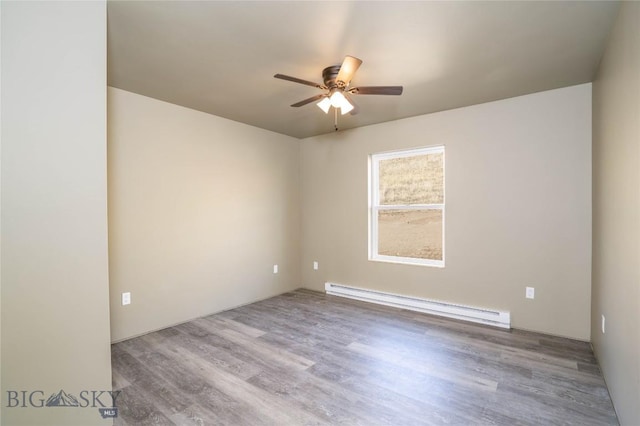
369 146 445 267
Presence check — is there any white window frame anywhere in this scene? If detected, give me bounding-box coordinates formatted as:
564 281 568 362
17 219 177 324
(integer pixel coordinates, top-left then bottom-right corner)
369 145 445 267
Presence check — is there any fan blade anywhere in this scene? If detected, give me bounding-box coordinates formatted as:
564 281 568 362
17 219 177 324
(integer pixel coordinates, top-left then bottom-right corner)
350 86 403 95
291 94 326 107
274 74 325 89
335 56 363 86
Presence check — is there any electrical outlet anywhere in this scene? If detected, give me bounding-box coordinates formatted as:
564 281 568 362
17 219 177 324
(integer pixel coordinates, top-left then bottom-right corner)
122 292 131 306
313 261 318 270
525 287 535 299
273 264 278 274
601 315 605 334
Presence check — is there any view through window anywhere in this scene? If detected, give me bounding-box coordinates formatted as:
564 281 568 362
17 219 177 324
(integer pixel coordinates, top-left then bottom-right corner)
370 146 444 267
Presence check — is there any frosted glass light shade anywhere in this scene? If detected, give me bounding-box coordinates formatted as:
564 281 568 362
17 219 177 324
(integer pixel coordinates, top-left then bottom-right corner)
316 97 331 113
340 101 354 115
330 91 347 108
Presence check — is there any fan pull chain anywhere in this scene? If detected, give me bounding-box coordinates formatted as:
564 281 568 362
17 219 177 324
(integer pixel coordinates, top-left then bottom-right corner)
334 107 339 132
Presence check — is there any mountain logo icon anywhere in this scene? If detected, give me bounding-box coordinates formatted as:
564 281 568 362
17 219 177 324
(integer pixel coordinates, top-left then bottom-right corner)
45 390 79 407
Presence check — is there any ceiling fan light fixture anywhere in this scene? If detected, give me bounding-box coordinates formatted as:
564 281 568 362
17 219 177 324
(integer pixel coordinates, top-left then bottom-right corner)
329 90 348 108
275 55 403 124
316 97 332 113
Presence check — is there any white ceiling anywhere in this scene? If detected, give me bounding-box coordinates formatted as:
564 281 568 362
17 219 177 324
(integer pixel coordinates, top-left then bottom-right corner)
107 1 619 139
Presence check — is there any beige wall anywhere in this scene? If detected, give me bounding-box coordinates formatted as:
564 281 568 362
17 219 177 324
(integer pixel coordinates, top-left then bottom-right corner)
108 88 301 342
592 2 640 424
301 84 592 340
1 2 112 425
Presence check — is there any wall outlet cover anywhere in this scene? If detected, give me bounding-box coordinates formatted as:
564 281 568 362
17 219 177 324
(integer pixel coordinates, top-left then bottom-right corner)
525 287 535 299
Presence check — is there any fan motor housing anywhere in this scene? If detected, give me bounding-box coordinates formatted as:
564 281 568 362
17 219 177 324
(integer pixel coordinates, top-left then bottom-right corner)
322 65 343 89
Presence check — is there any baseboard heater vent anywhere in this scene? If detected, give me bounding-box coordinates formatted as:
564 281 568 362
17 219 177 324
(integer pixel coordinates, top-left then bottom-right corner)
325 282 511 329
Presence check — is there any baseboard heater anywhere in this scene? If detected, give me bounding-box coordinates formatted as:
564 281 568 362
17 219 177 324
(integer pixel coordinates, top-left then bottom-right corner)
325 282 511 329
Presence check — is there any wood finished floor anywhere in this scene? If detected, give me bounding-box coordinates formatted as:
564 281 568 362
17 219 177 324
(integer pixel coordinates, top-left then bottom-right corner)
111 289 618 425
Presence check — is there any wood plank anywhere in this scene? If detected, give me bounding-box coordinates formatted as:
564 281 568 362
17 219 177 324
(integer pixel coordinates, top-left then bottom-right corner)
347 341 499 392
192 318 315 370
203 316 267 338
158 343 328 425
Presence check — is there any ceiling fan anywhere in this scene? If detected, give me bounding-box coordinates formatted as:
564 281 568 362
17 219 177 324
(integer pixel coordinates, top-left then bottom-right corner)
274 55 403 128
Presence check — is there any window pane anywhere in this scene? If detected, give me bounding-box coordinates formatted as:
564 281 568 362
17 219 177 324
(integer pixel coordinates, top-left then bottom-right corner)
378 153 443 205
377 209 443 260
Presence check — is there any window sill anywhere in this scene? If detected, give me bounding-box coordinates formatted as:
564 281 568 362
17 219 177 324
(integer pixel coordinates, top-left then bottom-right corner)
369 255 445 268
